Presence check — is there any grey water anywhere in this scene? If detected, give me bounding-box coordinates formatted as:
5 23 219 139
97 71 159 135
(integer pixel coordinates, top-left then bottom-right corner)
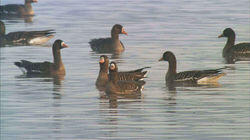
1 0 250 139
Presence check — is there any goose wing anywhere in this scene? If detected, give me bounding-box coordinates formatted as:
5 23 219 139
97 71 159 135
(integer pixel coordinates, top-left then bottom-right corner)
14 60 52 74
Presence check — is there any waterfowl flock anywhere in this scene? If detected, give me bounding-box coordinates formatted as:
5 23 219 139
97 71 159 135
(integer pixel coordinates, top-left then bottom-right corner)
1 0 250 96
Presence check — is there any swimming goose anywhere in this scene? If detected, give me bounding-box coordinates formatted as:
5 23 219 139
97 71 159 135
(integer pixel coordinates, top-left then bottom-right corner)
218 28 250 63
89 24 127 53
0 21 54 46
159 51 225 85
96 55 149 90
0 0 37 16
14 39 68 76
105 62 145 94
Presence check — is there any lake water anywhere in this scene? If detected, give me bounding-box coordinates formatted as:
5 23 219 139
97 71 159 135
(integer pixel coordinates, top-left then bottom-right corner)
1 0 250 139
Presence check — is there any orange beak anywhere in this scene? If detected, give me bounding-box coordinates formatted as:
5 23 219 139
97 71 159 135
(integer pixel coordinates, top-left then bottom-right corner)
61 42 69 48
218 34 224 38
32 0 38 3
158 57 164 61
121 28 128 35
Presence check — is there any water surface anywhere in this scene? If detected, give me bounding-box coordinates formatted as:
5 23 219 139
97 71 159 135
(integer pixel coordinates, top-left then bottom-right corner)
1 0 250 139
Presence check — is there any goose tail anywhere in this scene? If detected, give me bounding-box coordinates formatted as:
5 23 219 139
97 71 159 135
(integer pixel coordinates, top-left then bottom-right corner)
197 73 226 84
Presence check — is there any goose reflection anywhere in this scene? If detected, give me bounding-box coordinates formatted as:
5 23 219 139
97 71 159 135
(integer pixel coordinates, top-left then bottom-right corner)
51 75 65 137
98 92 143 138
99 91 143 109
52 75 64 99
164 83 177 101
15 74 65 96
164 82 221 107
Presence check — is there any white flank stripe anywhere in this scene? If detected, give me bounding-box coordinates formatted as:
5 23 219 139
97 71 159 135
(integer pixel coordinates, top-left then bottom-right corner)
29 37 51 45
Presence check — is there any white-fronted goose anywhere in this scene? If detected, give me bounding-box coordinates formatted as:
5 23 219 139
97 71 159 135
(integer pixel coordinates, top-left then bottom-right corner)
95 55 149 91
105 62 145 94
218 28 250 63
14 39 68 76
89 24 127 53
159 51 225 85
0 21 54 46
0 0 37 16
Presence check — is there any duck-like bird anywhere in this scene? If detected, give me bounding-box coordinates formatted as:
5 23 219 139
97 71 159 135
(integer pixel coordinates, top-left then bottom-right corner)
159 51 225 85
96 55 149 91
14 40 68 76
0 21 54 46
105 62 146 94
0 0 37 17
218 28 250 63
89 24 127 53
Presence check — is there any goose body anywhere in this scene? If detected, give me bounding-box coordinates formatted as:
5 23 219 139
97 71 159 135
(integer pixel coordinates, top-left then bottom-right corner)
218 28 250 63
159 51 225 85
14 40 68 76
96 55 149 90
89 24 127 53
105 62 145 94
0 0 37 16
0 21 54 46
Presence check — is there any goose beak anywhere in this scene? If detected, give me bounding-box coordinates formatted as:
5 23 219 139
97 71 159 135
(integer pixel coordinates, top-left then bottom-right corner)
218 34 224 38
158 57 164 61
121 28 128 35
61 42 69 48
32 0 38 3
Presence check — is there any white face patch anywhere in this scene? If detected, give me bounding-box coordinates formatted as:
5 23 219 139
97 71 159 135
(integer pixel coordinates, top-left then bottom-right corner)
61 42 65 47
110 63 115 70
99 57 105 63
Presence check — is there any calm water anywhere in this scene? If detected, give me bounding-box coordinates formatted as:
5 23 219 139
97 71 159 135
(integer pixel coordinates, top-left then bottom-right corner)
1 0 250 139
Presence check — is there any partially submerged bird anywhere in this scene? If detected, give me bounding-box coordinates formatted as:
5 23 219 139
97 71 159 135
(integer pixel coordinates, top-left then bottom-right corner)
105 62 146 94
218 28 250 63
95 55 149 91
89 24 127 53
0 21 55 46
159 51 225 85
0 0 37 17
14 39 68 76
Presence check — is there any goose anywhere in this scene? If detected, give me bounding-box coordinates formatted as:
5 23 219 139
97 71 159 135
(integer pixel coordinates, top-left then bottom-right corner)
105 62 145 94
96 55 149 90
159 51 225 85
0 0 38 16
14 39 68 76
0 21 54 46
89 24 127 53
218 28 250 63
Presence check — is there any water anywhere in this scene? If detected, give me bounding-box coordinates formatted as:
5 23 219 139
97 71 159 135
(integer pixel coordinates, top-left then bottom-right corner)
1 0 250 139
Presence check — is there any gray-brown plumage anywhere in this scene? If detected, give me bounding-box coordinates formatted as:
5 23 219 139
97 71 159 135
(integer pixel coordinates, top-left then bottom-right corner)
95 55 149 91
0 21 54 46
159 51 225 85
105 62 146 94
89 24 127 53
14 39 68 76
0 0 37 17
218 28 250 63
